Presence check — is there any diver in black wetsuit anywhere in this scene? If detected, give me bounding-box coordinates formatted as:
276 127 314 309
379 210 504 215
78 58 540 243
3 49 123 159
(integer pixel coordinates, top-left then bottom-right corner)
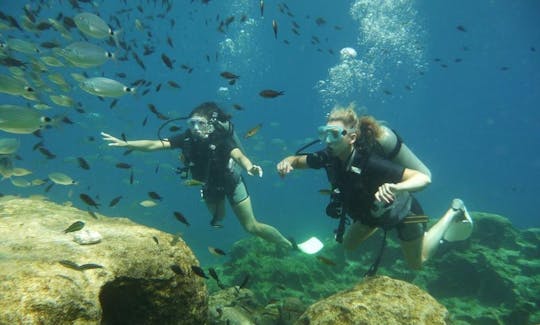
102 102 292 249
277 104 472 269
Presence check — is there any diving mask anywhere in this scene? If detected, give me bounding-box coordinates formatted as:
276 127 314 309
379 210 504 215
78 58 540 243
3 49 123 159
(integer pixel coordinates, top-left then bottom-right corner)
318 125 355 144
187 116 214 136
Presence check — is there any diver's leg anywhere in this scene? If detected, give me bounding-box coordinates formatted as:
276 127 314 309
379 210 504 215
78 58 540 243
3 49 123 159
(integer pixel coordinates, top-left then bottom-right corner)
343 222 377 252
422 198 470 262
400 236 424 270
232 197 292 248
205 198 226 228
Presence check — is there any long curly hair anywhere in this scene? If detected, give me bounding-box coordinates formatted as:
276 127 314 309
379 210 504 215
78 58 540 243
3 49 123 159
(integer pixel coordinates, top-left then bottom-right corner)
327 103 382 152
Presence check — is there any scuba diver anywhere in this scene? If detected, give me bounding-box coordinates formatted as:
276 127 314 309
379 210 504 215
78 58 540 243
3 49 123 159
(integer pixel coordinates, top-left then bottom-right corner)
101 102 293 249
276 103 472 272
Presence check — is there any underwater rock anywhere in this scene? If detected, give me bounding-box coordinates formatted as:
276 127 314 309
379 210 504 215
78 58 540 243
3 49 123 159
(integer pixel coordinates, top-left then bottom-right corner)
213 212 540 324
73 229 102 245
295 276 449 325
209 287 259 324
208 286 307 325
0 197 207 324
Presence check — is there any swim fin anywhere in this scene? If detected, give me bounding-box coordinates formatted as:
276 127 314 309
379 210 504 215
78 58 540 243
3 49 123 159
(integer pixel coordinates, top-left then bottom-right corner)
443 199 473 242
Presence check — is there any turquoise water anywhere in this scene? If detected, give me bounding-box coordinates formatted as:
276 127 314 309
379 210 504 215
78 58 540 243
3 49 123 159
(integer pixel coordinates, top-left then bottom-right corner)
0 0 539 266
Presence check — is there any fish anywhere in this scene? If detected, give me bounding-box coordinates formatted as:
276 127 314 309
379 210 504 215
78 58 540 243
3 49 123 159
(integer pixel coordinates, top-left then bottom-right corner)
11 178 31 188
0 138 20 155
167 80 181 88
0 104 51 134
139 200 157 208
244 123 262 139
180 64 193 73
260 0 264 17
129 170 134 184
316 255 337 266
208 246 226 256
259 89 284 98
315 17 326 26
184 179 205 187
109 195 123 207
115 162 132 169
87 210 98 219
191 265 209 279
152 236 159 245
232 104 244 111
80 193 99 208
63 221 85 233
50 94 75 108
80 77 135 98
220 71 239 80
4 38 40 55
161 53 174 69
108 99 118 109
208 267 226 289
148 191 163 201
38 147 56 159
132 52 146 70
78 263 104 270
77 157 90 170
318 189 332 195
173 211 190 226
74 12 120 44
170 264 184 275
59 260 81 271
48 172 77 185
58 41 114 68
456 25 467 32
45 183 54 193
272 20 278 39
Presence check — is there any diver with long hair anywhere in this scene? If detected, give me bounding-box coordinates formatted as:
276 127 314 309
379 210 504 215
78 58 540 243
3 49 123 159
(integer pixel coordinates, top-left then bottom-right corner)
102 102 293 248
277 103 472 271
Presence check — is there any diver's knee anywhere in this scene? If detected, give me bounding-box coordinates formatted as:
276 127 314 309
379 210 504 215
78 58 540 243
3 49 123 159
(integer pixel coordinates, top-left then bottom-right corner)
242 222 258 234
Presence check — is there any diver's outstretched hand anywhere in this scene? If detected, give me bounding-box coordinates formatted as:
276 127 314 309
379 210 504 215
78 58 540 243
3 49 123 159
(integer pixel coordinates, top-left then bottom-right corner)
276 159 293 178
101 132 128 147
248 165 263 178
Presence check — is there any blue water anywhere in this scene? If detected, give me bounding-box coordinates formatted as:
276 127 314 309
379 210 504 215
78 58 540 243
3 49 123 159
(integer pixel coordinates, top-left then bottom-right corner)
1 0 539 265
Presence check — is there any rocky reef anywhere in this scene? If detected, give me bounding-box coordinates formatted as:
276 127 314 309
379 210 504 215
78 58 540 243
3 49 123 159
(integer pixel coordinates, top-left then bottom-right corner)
207 211 540 325
296 276 448 324
2 195 537 325
0 197 207 324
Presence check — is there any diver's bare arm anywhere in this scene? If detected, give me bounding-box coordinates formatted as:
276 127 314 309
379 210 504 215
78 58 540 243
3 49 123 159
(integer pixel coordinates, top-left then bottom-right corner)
276 155 308 176
101 132 171 151
378 126 432 180
231 148 263 177
230 148 254 171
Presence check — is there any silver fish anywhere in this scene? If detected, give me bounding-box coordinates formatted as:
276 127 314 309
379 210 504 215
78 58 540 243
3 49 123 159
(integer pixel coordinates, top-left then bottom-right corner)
57 41 114 68
74 13 120 45
0 104 51 134
79 77 135 98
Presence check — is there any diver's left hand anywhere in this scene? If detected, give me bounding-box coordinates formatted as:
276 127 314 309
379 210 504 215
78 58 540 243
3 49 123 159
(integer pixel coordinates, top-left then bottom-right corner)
248 165 263 178
375 183 399 204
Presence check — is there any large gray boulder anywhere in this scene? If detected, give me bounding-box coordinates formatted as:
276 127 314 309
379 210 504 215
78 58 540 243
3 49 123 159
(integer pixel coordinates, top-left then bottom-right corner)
0 197 207 324
295 275 449 325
